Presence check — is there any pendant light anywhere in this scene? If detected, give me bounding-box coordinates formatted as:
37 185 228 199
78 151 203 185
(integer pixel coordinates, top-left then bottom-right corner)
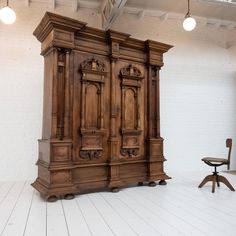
0 0 16 24
183 0 196 31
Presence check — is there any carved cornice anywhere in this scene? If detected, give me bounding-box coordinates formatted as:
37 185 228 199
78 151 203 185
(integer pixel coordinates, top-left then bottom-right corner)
146 40 173 53
33 12 87 42
107 30 130 43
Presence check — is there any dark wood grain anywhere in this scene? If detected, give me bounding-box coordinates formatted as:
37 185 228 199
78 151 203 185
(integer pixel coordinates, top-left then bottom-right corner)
32 12 173 201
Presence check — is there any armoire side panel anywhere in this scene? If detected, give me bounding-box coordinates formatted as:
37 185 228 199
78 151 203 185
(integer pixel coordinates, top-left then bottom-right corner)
42 51 54 139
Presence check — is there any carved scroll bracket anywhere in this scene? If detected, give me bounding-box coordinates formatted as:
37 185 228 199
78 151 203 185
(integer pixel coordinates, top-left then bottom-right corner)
80 57 106 73
120 148 139 158
120 64 142 78
151 66 161 78
80 150 103 160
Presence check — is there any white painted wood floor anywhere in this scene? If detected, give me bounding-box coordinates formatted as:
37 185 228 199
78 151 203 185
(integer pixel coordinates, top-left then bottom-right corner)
0 171 236 236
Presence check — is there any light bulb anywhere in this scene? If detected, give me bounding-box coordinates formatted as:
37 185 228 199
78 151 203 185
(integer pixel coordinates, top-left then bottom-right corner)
0 6 16 24
183 16 196 31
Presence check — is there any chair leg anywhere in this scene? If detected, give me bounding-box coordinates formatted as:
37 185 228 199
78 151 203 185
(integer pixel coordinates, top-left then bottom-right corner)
198 175 213 188
216 175 220 187
218 175 235 191
212 175 216 193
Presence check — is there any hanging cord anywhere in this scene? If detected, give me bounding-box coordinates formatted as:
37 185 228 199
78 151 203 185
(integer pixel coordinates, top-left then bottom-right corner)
185 0 191 18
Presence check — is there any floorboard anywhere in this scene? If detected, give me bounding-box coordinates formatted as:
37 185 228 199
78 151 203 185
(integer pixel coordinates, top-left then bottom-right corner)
0 171 235 236
23 191 47 236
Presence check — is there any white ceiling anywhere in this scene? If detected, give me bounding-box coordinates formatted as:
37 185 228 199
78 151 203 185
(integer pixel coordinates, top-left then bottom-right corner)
13 0 236 29
93 0 236 30
125 0 236 22
14 0 236 22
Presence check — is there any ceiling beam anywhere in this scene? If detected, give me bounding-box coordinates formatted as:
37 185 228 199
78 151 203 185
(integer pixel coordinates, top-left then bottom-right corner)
197 0 236 7
73 0 79 12
159 13 169 22
99 0 107 13
77 0 100 9
225 41 236 49
137 10 145 19
226 22 236 30
52 0 56 10
25 0 30 7
123 6 236 31
101 0 128 30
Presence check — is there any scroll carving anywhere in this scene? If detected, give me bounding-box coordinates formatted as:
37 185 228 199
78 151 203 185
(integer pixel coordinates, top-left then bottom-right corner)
80 150 103 160
120 148 139 158
120 64 142 78
80 58 105 72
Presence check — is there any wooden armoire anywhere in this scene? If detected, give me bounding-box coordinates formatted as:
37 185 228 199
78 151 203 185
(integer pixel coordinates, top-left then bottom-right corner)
32 12 173 201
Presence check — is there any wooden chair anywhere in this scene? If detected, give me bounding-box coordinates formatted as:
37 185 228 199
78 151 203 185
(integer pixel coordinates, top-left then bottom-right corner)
198 138 235 193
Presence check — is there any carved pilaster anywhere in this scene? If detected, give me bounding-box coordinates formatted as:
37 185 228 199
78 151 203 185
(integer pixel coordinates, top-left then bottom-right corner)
108 58 118 155
108 57 123 188
56 48 71 140
64 50 71 138
146 54 171 182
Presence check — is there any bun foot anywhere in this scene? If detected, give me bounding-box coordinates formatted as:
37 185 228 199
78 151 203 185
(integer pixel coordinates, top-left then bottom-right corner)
159 180 167 185
148 181 157 187
47 195 58 202
64 193 75 200
138 182 144 186
111 187 120 193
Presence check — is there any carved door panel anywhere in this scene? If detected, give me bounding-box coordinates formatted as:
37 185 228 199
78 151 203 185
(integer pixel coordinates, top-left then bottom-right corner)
73 55 110 163
117 63 145 159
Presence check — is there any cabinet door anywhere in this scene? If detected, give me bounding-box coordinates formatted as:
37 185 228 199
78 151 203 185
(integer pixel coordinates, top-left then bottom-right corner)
117 63 146 160
73 55 110 163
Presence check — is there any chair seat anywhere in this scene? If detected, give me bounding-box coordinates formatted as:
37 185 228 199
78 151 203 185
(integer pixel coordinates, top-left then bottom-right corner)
199 138 233 193
201 157 228 164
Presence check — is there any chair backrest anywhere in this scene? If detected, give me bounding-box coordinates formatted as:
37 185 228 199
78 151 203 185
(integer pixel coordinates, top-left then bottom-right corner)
226 138 232 170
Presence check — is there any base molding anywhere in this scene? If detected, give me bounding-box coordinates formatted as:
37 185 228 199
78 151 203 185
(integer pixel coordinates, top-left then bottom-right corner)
32 179 78 201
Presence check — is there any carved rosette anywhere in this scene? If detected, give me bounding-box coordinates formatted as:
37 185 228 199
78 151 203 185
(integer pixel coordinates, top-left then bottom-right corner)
80 150 103 160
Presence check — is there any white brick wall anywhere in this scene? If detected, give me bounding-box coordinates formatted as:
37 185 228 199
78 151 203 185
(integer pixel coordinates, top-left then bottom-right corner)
0 3 235 180
112 14 236 173
0 4 102 181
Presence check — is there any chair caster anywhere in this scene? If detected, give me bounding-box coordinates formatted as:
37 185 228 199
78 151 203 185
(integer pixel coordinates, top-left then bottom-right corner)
138 182 144 186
